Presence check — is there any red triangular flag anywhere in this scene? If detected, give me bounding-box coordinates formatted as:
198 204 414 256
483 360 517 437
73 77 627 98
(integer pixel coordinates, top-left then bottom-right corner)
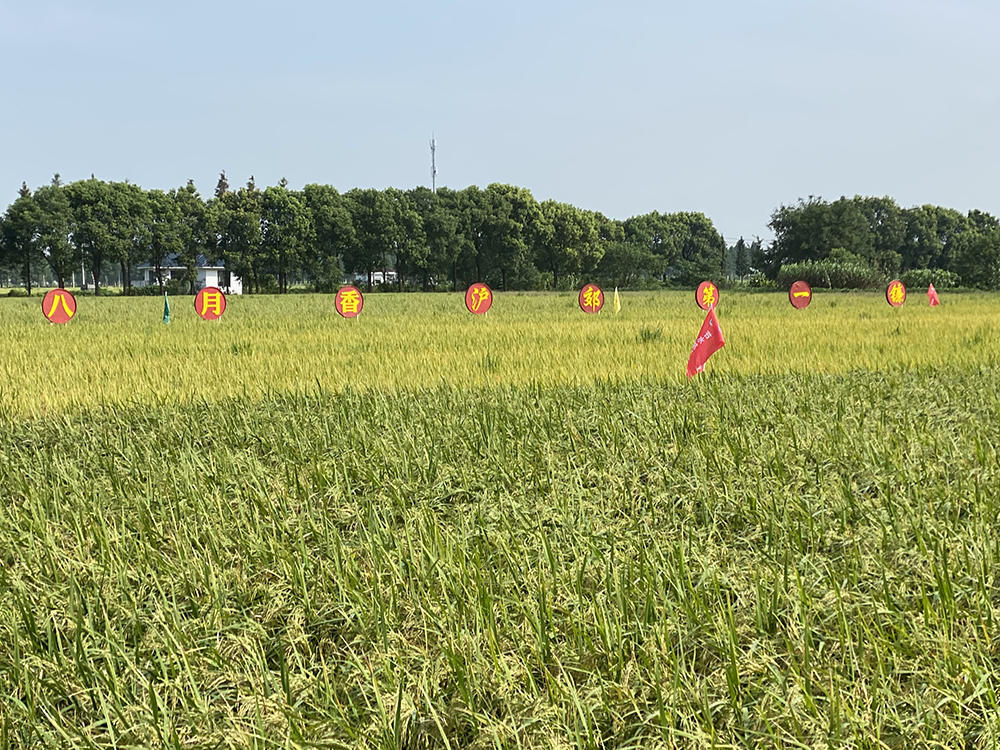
928 283 940 307
686 306 726 378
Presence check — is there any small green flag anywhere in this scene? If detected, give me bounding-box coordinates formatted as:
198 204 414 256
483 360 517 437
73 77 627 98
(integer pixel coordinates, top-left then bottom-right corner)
162 293 171 324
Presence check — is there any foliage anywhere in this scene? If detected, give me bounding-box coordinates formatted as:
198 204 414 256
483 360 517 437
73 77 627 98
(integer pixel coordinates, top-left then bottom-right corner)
7 179 1000 294
899 267 961 290
0 183 44 294
623 211 727 286
729 271 777 291
596 241 667 288
949 226 1000 290
777 259 886 290
765 195 1000 289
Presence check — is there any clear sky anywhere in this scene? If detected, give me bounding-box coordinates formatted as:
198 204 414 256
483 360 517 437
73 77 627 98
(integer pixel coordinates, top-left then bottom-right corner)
2 0 998 242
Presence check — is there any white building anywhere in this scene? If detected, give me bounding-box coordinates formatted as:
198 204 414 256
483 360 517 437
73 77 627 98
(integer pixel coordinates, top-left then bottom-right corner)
350 270 397 286
135 254 243 294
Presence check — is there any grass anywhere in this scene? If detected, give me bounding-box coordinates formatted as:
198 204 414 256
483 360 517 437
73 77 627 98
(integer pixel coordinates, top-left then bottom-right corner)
1 291 999 748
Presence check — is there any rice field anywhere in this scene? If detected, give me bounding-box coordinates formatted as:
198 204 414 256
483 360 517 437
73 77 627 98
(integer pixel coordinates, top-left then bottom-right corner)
2 290 999 417
1 291 1000 748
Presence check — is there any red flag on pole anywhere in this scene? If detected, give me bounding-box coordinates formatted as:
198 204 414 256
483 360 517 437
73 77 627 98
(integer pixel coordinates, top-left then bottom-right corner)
686 306 726 378
927 283 940 307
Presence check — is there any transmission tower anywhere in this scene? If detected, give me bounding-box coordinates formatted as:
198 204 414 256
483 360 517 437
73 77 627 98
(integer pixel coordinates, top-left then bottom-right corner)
430 135 437 193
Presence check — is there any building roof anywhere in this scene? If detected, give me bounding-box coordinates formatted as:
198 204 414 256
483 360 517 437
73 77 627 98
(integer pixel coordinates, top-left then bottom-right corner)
135 253 227 271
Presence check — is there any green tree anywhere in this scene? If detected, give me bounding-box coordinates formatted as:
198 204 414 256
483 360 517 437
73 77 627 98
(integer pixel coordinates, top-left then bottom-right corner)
67 178 117 296
262 183 313 293
114 182 150 296
214 177 264 294
595 241 667 288
733 237 750 280
385 188 427 291
622 211 682 278
454 186 488 287
480 183 542 291
408 186 461 291
65 178 148 295
174 181 212 294
536 201 601 289
671 212 727 285
950 225 1000 290
901 205 943 270
344 188 396 291
144 188 183 293
301 183 354 291
625 211 725 284
766 198 834 274
856 196 904 273
33 178 78 288
0 183 43 294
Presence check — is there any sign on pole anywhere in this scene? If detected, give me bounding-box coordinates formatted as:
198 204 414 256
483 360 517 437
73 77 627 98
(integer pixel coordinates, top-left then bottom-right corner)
194 286 227 320
696 281 719 310
42 288 77 324
886 280 906 307
465 283 493 314
335 286 364 318
578 284 604 314
788 280 812 309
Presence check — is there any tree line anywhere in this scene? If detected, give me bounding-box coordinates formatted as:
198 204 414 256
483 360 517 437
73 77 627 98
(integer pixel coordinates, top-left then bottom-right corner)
760 195 1000 289
3 177 998 294
0 174 727 295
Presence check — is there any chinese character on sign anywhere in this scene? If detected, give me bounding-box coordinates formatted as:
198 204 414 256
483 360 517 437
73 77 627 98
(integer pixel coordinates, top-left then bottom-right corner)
886 280 906 307
578 284 604 314
42 288 77 324
194 287 227 320
696 281 719 311
335 286 364 318
465 283 493 314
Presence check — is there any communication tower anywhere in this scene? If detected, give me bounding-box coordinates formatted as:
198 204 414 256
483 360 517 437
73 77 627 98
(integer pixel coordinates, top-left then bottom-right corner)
430 135 437 193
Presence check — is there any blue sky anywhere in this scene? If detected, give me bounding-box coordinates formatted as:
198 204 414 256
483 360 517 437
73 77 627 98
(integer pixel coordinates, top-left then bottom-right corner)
2 0 998 242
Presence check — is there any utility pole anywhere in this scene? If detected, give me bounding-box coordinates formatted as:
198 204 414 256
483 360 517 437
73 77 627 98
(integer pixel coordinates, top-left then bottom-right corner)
430 135 437 193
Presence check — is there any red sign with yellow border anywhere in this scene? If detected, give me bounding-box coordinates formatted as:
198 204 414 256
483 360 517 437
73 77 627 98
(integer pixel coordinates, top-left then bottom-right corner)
465 283 492 314
335 286 364 318
886 280 906 307
578 284 604 313
696 281 719 310
194 286 227 320
42 288 77 324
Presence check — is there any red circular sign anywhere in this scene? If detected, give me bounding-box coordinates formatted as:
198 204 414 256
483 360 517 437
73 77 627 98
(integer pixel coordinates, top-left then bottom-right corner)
789 280 812 309
194 286 227 320
335 286 364 318
696 281 719 310
886 280 906 307
42 288 77 324
578 284 604 314
465 283 493 314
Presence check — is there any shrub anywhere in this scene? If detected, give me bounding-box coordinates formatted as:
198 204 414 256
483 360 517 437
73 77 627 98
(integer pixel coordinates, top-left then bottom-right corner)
6 287 29 297
132 284 165 296
899 268 960 290
777 260 885 291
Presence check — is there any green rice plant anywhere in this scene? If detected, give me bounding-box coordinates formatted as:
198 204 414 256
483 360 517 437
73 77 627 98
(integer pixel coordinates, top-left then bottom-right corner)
638 325 663 343
1 292 1000 747
1 290 998 417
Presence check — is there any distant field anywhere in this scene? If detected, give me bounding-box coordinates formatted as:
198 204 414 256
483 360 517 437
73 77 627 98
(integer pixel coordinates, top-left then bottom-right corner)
1 290 999 416
2 292 1000 748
